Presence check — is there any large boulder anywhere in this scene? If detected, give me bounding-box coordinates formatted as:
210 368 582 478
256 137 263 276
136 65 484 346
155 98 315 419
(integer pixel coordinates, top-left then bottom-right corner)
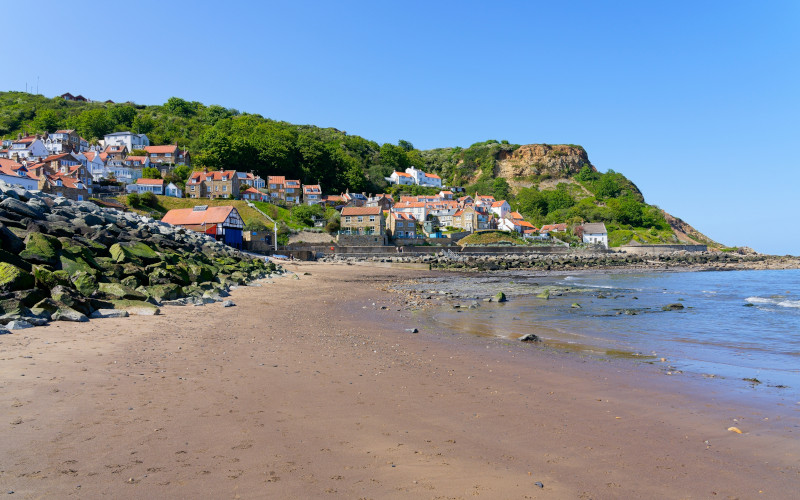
110 299 160 316
98 282 147 301
0 263 35 292
72 272 98 297
0 197 44 220
0 223 24 253
109 241 159 264
20 233 61 266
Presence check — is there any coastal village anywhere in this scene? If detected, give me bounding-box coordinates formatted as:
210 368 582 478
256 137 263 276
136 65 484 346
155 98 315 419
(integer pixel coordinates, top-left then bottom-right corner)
1 125 611 253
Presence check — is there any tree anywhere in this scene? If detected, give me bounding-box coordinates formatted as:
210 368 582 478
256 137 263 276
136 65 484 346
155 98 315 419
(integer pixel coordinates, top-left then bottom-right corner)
596 172 622 199
379 143 410 172
140 191 158 207
492 177 511 201
76 108 111 141
164 97 196 118
127 192 141 206
108 105 136 129
398 139 414 151
33 109 60 132
142 167 162 179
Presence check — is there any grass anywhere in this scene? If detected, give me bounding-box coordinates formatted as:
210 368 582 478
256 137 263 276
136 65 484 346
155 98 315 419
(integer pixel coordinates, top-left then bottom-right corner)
459 230 529 246
606 223 679 247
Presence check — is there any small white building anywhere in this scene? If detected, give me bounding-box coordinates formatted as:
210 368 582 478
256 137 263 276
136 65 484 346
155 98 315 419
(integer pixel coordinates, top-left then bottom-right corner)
165 182 183 198
8 136 48 160
103 131 150 151
389 170 414 185
581 222 608 248
77 151 107 181
489 200 511 219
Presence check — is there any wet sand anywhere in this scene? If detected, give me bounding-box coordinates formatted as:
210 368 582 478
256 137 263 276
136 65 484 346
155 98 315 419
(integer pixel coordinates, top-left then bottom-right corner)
1 262 798 499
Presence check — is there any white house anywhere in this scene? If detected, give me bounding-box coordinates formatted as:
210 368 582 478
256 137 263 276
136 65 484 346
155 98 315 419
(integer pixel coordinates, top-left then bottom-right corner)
102 131 150 151
165 182 183 198
77 151 107 181
126 178 164 195
0 159 39 191
8 136 48 160
497 216 521 233
392 201 427 222
107 165 143 185
404 166 442 188
581 222 608 248
490 200 511 219
389 170 414 185
302 184 322 205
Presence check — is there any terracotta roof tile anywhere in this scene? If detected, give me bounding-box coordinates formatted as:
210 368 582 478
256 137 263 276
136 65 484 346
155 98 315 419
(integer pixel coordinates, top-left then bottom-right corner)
341 206 382 216
162 206 236 226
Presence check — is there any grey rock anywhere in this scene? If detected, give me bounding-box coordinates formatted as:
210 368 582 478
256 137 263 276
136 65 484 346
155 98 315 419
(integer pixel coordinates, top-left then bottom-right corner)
6 320 34 330
221 300 236 307
405 328 418 333
53 307 89 322
0 326 9 335
90 309 130 319
519 333 541 342
0 197 44 219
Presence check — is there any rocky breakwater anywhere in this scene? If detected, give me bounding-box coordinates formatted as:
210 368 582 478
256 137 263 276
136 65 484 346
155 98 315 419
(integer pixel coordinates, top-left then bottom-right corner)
320 249 800 271
0 181 276 334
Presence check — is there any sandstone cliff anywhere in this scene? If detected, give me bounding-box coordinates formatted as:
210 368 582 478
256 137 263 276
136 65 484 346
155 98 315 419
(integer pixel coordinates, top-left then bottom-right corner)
495 144 595 189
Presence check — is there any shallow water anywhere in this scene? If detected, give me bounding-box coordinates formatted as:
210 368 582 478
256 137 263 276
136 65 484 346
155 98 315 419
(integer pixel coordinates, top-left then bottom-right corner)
400 269 800 393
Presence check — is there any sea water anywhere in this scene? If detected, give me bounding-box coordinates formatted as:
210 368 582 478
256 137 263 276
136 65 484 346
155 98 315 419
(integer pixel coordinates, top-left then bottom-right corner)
409 269 800 392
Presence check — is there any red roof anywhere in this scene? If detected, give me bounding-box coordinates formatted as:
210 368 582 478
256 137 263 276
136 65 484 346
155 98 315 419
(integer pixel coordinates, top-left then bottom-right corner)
491 200 508 207
341 206 382 216
242 187 260 195
144 145 179 154
126 156 148 162
392 212 416 221
135 178 164 185
393 171 411 177
425 173 441 179
267 175 285 184
540 223 567 232
188 170 237 182
162 206 237 226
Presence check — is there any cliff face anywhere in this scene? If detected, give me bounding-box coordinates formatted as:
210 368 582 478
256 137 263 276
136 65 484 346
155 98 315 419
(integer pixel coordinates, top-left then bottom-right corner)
495 144 595 182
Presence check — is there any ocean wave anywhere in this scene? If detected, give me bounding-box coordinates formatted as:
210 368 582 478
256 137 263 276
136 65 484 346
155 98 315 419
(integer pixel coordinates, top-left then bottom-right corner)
746 296 800 309
745 297 776 305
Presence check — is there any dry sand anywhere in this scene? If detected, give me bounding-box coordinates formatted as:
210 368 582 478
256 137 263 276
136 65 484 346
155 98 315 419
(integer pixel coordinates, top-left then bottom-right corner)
1 262 798 499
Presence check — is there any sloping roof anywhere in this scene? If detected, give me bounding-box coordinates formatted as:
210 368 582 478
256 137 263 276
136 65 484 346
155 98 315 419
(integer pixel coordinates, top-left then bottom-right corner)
267 175 285 184
242 187 260 195
303 184 321 193
491 200 508 207
582 222 607 234
341 206 382 216
162 206 236 226
391 212 416 221
144 145 179 154
135 178 164 185
508 211 524 220
541 223 567 232
425 173 441 179
126 156 148 163
393 171 412 177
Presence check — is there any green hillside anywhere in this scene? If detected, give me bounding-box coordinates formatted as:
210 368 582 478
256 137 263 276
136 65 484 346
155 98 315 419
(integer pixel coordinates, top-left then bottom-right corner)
1 91 716 246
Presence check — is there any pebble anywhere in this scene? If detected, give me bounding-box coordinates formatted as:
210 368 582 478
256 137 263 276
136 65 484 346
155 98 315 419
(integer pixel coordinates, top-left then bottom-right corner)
405 328 418 333
222 300 236 307
535 481 544 488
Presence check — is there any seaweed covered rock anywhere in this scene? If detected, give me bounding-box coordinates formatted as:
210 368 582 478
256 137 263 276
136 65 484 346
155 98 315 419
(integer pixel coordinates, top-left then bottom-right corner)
0 262 35 292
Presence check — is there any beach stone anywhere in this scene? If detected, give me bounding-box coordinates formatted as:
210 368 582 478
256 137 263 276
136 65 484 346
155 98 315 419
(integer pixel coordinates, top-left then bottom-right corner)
536 289 550 300
405 328 418 333
571 303 582 308
52 307 89 322
662 303 685 311
0 223 24 253
0 197 44 219
494 292 507 302
90 309 129 319
5 320 34 330
519 333 541 343
222 300 236 307
99 282 147 301
110 300 160 316
0 325 9 335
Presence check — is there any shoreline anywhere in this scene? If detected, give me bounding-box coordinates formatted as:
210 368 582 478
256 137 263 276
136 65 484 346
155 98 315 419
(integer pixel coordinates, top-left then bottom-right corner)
1 262 798 498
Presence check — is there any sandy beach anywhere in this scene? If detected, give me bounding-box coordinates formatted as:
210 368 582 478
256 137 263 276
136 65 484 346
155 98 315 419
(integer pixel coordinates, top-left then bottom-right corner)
1 262 798 499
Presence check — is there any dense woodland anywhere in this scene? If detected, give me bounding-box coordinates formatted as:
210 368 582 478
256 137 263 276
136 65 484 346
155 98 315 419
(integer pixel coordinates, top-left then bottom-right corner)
1 91 678 244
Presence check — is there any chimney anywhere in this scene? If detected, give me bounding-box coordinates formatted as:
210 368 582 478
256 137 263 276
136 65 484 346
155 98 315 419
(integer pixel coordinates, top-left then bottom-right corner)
17 133 22 140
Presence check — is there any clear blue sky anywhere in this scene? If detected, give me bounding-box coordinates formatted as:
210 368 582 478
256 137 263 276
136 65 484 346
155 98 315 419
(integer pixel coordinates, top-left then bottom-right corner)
4 1 799 254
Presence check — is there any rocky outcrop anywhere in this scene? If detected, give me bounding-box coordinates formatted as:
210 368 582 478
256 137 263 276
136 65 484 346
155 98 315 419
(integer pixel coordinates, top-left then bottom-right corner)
662 210 721 247
0 180 278 330
495 144 595 190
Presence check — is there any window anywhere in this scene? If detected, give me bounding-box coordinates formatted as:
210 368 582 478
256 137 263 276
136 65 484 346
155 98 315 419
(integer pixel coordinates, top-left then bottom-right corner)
397 222 403 228
357 216 363 222
369 216 375 222
223 185 227 192
345 216 351 223
191 186 196 191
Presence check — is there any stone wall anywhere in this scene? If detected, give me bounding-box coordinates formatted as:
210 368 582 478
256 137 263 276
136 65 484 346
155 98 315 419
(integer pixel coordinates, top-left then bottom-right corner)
617 244 707 255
